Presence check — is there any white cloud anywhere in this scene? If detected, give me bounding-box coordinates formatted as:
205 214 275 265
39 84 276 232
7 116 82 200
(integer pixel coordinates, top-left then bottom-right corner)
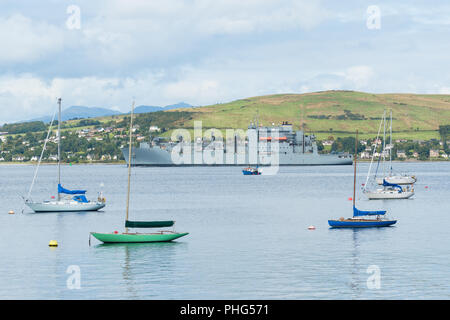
0 1 450 123
344 66 374 88
0 14 64 64
439 87 450 94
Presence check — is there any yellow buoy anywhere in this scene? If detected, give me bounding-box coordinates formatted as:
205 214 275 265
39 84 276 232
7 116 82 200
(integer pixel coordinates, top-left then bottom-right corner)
8 210 15 214
49 240 58 247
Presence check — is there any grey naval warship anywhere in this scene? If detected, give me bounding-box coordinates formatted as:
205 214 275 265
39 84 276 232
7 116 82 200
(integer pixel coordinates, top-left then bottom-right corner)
122 122 352 166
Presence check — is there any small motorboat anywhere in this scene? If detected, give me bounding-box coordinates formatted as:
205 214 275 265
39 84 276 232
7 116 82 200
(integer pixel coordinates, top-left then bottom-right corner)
242 167 261 175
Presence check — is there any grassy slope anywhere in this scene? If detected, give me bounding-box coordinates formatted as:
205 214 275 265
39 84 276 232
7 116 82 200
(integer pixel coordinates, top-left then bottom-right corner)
28 91 449 140
164 90 450 140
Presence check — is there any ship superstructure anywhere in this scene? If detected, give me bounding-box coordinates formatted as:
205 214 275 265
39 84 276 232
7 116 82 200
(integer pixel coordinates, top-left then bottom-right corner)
122 121 352 166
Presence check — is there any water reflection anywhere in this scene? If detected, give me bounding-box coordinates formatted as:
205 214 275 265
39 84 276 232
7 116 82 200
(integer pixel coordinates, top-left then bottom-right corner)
94 242 184 299
350 229 362 298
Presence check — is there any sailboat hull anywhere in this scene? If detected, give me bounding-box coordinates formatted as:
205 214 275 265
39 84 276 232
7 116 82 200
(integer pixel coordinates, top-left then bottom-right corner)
26 201 105 213
91 232 189 243
364 190 414 200
328 219 397 228
376 176 416 185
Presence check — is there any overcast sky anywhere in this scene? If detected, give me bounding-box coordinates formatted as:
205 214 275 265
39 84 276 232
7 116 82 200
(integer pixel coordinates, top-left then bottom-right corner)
0 0 449 123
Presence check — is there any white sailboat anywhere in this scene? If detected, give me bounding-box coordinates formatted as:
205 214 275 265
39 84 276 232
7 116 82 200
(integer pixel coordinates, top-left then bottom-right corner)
363 110 415 200
25 98 106 213
375 110 417 185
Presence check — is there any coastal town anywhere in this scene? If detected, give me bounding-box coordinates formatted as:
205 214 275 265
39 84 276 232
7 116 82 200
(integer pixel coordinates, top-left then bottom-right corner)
0 117 448 163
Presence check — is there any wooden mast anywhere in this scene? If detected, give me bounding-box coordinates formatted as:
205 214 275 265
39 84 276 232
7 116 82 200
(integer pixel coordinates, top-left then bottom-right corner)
353 129 358 208
57 98 61 201
125 101 135 233
389 109 393 175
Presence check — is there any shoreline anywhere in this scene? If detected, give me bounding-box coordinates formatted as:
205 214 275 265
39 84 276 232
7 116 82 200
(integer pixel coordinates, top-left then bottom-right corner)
0 161 126 165
0 160 448 166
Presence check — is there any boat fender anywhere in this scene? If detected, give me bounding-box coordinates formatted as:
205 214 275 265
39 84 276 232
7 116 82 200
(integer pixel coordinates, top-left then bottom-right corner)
49 240 58 247
339 217 345 221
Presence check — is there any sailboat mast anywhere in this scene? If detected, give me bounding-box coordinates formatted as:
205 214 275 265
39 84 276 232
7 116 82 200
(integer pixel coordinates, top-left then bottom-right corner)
57 98 61 201
353 130 358 207
382 111 386 177
389 109 393 174
256 110 259 167
125 101 135 233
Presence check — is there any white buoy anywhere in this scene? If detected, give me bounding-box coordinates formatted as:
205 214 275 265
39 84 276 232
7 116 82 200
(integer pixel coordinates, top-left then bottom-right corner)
308 225 316 230
8 210 15 215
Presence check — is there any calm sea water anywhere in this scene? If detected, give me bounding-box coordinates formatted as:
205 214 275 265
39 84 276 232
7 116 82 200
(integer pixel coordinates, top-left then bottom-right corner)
0 162 449 299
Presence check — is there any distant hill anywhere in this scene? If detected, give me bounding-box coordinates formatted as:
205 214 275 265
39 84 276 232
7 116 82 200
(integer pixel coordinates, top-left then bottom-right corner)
31 106 122 123
28 102 193 123
164 102 193 110
160 91 450 140
134 105 164 113
13 92 450 141
127 102 193 114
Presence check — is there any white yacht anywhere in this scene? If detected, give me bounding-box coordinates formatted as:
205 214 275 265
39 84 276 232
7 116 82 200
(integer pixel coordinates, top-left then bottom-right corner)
25 98 105 213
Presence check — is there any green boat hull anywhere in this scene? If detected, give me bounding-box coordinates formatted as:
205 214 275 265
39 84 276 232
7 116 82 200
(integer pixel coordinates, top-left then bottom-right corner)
91 232 188 243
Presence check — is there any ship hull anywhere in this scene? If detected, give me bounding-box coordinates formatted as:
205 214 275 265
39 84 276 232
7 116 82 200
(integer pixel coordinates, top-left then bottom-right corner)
122 147 352 166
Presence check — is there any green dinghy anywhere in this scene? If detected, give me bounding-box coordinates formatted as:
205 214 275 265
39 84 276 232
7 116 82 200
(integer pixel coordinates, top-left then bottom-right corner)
91 220 188 243
90 101 189 244
91 231 189 243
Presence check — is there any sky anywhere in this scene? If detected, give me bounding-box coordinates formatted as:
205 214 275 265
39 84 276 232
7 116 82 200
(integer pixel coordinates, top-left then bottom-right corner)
0 0 449 123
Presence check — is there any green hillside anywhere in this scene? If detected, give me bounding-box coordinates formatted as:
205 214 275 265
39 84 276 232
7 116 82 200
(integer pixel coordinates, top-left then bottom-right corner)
163 90 450 140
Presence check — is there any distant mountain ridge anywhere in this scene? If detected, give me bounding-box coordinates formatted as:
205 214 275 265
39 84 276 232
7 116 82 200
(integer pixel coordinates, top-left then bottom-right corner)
28 102 193 123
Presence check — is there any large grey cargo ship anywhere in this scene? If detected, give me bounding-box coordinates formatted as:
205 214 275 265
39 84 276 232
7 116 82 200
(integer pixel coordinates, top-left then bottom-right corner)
122 122 352 166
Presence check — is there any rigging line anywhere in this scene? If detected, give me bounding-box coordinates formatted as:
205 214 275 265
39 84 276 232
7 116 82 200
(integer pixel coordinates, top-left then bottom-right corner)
363 110 385 191
389 109 393 174
26 108 57 201
374 111 386 180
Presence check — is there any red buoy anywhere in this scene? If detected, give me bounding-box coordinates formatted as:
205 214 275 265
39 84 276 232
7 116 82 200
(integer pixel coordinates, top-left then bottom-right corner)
348 197 353 201
114 231 118 234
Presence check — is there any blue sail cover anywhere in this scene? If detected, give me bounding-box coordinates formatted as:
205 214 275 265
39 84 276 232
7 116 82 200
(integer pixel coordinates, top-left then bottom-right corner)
353 206 386 217
58 184 86 195
382 179 402 191
73 195 88 203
